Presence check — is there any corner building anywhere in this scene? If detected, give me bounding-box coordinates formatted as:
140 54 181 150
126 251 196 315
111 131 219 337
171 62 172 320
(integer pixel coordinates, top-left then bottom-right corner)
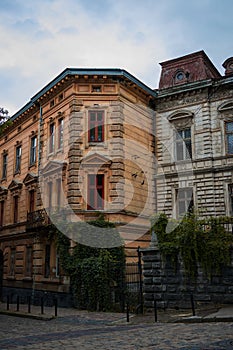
0 69 156 304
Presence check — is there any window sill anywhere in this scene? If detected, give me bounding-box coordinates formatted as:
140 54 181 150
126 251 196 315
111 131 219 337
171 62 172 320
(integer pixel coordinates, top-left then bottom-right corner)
41 278 61 284
6 276 16 281
28 163 36 170
22 277 33 282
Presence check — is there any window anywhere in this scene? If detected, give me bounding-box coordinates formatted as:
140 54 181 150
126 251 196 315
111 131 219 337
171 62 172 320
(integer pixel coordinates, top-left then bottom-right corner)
25 246 32 277
10 248 15 276
0 200 4 227
92 85 101 92
88 111 104 142
44 244 51 278
56 251 60 277
177 188 193 217
29 190 35 213
15 145 22 173
229 184 233 215
58 118 64 149
48 182 53 212
226 121 233 154
2 153 8 179
49 123 55 153
30 136 37 166
13 195 19 223
176 128 192 160
56 179 61 208
87 174 104 210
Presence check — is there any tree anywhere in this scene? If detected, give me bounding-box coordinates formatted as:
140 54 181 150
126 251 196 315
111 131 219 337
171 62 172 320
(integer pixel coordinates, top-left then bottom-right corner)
0 107 9 125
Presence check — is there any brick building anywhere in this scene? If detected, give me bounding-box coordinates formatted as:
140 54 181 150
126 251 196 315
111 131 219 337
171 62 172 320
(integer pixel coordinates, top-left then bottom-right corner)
0 69 156 303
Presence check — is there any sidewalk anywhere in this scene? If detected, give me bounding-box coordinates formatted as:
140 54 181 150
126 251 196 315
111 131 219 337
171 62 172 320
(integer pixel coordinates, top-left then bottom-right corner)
1 302 233 323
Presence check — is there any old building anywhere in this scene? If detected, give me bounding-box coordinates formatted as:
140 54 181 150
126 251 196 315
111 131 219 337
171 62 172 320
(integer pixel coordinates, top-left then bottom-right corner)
0 68 156 303
156 50 233 219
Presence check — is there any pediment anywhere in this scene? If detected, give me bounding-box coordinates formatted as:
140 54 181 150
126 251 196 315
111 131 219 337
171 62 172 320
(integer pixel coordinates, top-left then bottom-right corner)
80 153 112 168
8 179 23 191
23 172 38 185
41 160 67 176
218 101 233 112
168 110 194 122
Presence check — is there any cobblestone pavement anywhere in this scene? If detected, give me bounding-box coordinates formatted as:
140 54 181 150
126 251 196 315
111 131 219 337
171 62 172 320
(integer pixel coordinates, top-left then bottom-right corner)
0 311 233 349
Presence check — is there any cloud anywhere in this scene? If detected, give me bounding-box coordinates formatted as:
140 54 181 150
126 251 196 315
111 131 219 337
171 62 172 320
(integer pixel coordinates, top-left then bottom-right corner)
1 0 233 115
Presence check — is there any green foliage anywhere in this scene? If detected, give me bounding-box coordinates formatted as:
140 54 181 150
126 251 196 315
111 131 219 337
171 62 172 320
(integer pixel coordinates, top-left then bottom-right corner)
49 216 125 311
151 213 233 279
0 119 12 136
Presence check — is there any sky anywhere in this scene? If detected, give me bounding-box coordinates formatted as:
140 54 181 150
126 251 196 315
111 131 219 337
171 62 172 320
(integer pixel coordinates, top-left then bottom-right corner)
1 0 233 116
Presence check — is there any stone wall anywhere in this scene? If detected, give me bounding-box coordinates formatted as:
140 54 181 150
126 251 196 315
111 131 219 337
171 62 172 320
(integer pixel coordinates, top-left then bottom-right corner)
141 242 233 309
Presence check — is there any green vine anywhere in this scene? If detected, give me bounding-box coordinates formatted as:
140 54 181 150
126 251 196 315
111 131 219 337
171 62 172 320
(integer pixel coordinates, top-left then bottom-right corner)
48 215 125 311
151 212 233 279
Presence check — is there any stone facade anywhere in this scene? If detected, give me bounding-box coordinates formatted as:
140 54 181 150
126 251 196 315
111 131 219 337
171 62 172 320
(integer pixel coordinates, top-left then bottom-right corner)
156 50 233 219
0 69 156 303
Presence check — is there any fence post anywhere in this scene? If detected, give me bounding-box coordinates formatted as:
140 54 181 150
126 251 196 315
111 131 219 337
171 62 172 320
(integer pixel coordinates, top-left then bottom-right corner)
16 296 20 311
28 296 31 313
154 294 158 322
137 247 143 314
7 295 9 310
190 293 195 316
41 297 44 314
126 302 130 322
54 298 58 317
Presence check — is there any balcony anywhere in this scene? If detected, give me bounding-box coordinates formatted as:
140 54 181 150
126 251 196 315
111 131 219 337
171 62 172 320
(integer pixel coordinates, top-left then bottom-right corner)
26 209 51 230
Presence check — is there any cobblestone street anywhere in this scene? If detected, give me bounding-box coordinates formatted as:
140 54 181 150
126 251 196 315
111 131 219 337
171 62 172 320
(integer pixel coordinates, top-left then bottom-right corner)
0 311 233 350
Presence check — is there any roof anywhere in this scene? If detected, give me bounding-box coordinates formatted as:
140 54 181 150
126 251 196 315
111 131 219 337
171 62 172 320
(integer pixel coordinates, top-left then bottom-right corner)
11 68 157 122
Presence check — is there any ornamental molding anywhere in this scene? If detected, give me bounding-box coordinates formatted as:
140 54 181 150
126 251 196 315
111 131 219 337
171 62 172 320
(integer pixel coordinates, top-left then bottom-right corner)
167 110 194 128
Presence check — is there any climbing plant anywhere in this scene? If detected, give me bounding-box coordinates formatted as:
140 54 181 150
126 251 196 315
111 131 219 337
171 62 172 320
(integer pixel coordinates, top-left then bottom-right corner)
48 214 125 311
151 212 233 279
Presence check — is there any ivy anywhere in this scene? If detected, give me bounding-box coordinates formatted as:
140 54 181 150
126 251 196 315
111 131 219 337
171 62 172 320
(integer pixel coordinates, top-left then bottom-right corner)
0 119 12 137
48 215 125 311
151 212 233 279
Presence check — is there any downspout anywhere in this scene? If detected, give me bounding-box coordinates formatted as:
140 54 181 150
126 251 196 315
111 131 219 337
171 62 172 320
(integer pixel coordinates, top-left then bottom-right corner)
151 98 157 216
37 104 43 173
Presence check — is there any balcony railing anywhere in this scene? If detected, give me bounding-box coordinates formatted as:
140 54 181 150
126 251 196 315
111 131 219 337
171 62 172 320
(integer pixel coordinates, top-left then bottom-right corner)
26 209 51 230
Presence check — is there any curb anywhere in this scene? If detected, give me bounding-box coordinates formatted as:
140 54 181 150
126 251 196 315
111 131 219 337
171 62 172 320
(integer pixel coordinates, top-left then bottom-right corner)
175 316 233 323
0 310 55 321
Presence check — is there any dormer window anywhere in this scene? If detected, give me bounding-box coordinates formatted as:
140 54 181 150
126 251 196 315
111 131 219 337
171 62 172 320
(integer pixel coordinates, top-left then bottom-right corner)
175 71 185 81
92 85 102 93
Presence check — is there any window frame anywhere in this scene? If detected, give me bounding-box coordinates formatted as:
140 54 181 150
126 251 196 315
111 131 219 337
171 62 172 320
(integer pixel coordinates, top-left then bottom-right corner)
44 244 51 278
0 200 4 227
176 187 193 217
2 152 8 179
57 117 64 150
28 189 35 213
15 144 22 174
175 128 192 161
49 122 55 154
30 135 37 166
25 246 33 278
87 174 104 210
13 195 19 223
88 110 104 143
225 121 233 155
